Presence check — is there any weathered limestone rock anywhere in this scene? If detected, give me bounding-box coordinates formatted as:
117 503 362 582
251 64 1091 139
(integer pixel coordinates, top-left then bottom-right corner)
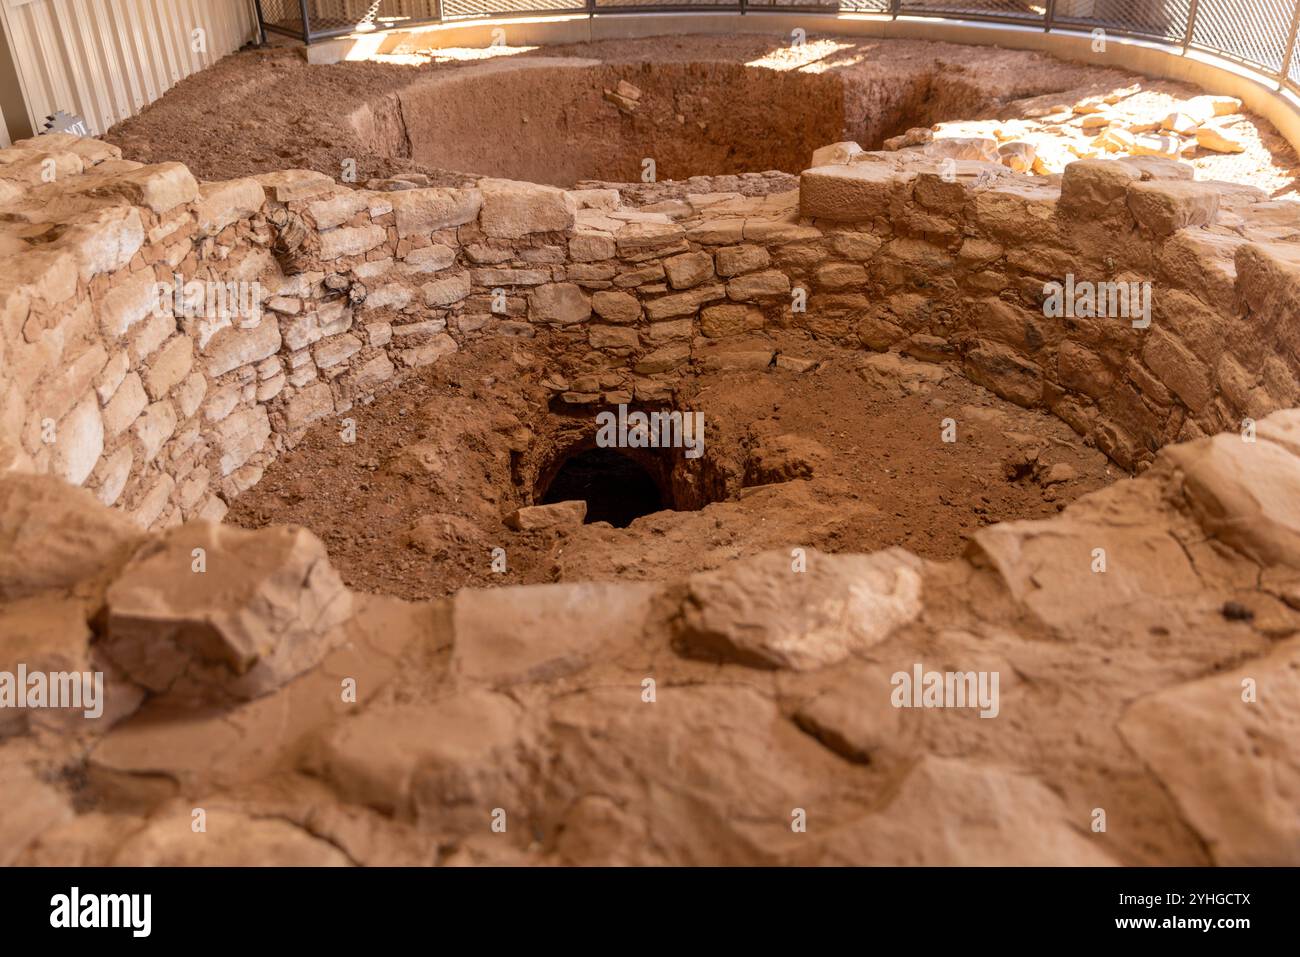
726 269 791 301
421 272 471 307
143 335 194 400
963 342 1042 407
97 269 160 339
285 381 335 429
548 683 843 865
858 351 948 394
569 231 616 262
1196 122 1248 154
64 206 144 281
132 400 178 464
793 670 901 764
674 548 924 670
104 522 353 701
252 169 334 202
0 758 73 866
397 333 457 368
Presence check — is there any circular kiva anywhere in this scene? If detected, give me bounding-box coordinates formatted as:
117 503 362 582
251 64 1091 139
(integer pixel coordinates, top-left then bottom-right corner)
3 30 1300 868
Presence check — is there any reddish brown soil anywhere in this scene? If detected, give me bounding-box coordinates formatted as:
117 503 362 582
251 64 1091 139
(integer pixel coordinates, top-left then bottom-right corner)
104 34 1300 194
227 335 1117 601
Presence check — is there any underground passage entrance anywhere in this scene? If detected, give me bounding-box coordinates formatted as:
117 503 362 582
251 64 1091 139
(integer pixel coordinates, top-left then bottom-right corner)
540 447 665 528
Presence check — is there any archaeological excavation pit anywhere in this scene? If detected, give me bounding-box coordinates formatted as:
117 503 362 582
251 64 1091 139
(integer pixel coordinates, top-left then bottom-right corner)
360 57 931 187
7 19 1300 881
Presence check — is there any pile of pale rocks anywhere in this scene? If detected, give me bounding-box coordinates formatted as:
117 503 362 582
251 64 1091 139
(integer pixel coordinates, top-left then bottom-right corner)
874 90 1250 176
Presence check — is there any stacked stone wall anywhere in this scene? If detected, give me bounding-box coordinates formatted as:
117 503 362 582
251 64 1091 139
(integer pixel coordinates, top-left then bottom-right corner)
5 131 1300 531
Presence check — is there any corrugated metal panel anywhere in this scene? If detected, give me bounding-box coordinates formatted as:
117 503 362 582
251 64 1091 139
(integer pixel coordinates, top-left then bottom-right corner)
0 0 257 138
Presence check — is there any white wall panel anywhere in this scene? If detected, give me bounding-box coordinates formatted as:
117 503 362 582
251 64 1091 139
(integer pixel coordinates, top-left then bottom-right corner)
0 0 258 138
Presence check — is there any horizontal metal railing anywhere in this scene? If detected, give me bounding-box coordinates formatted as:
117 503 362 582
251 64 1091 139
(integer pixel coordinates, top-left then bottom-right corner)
252 0 1300 95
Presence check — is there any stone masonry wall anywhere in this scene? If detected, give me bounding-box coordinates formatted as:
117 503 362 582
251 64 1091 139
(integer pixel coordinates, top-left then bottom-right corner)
4 131 1300 532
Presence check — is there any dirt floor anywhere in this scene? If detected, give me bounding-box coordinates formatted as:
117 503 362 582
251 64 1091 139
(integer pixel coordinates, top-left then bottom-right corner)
227 334 1117 601
105 34 1300 195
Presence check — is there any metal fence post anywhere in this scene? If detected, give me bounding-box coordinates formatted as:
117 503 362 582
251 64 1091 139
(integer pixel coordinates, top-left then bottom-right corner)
1182 0 1199 54
1043 0 1055 33
1280 0 1300 88
297 0 312 44
890 0 901 20
252 0 268 45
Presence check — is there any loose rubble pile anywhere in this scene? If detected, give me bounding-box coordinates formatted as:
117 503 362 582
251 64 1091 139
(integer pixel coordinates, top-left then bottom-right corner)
885 89 1256 177
4 47 1300 864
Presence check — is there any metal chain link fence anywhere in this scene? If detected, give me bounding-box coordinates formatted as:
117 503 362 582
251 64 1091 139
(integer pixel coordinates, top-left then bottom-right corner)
254 0 1300 94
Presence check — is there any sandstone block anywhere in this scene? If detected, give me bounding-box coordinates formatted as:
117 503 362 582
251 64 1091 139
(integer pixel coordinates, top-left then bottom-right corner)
674 548 923 671
319 224 386 261
132 400 177 464
390 187 482 238
104 522 353 701
800 163 913 222
1127 180 1219 236
143 335 194 400
195 178 265 235
1058 159 1141 222
528 283 590 325
591 289 641 323
214 405 270 475
478 178 574 238
253 169 335 203
700 303 763 338
663 251 714 290
726 270 791 301
453 580 656 685
284 382 334 431
51 396 103 487
715 244 771 277
204 319 281 378
421 272 471 307
504 500 586 531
